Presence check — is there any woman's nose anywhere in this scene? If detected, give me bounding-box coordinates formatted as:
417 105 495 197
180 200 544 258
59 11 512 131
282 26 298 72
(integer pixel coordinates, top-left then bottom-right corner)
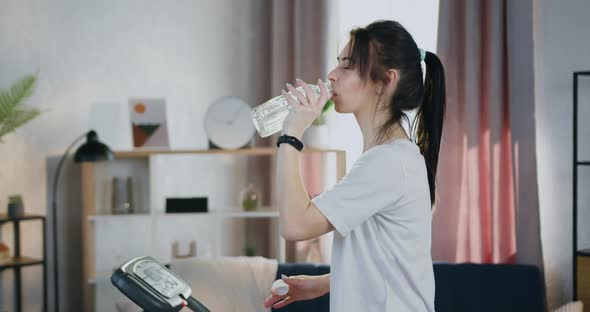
327 68 337 83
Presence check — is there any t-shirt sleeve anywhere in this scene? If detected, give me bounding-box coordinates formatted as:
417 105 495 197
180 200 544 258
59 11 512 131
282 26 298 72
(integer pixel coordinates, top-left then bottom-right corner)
312 145 405 237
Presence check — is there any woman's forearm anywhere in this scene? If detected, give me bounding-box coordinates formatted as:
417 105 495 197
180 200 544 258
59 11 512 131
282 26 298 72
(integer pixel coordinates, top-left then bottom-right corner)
276 134 312 240
320 273 331 295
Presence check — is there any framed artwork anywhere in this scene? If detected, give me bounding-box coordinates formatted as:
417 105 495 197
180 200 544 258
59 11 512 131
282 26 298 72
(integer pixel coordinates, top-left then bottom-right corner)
129 98 169 148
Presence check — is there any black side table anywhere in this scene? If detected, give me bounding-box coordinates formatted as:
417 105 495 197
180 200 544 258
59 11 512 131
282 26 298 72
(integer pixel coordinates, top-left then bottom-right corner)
0 214 47 312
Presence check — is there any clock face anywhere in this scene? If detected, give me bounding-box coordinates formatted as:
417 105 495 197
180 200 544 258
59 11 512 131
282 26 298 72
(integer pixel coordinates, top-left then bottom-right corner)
204 97 255 149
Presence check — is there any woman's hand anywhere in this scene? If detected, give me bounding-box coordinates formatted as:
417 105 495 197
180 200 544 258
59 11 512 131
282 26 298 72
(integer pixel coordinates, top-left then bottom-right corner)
281 78 330 139
263 274 330 309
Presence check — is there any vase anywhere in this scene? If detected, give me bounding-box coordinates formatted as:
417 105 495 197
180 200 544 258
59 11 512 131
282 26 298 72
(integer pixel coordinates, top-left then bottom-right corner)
112 177 133 214
7 202 24 218
239 184 262 211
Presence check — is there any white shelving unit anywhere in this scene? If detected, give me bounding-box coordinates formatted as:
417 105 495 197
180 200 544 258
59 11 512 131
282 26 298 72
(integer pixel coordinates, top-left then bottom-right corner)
79 147 346 312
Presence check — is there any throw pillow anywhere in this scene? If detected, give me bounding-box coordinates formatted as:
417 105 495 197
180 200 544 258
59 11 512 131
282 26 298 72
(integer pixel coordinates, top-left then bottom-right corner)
552 301 583 312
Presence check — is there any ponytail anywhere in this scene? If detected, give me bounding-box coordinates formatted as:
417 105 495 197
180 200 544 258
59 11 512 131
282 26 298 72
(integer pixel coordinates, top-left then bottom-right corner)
416 51 446 208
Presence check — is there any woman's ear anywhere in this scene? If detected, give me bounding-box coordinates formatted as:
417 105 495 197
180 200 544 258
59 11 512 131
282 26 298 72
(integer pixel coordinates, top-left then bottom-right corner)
385 69 400 92
376 69 399 95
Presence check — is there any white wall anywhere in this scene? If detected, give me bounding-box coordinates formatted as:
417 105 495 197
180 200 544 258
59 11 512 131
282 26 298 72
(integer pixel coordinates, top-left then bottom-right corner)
534 0 590 308
325 0 440 169
0 0 270 311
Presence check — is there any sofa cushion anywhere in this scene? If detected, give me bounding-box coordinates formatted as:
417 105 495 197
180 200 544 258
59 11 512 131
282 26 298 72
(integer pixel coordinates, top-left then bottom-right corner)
275 262 545 312
433 262 545 312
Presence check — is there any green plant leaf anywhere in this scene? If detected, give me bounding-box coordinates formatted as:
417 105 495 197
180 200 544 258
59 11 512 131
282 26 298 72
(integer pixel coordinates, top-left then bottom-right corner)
8 195 23 204
0 74 41 140
0 75 36 115
9 75 36 104
0 109 36 135
0 108 41 138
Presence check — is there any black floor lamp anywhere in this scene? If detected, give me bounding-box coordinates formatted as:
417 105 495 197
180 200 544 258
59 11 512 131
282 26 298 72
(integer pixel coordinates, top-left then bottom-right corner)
51 130 113 312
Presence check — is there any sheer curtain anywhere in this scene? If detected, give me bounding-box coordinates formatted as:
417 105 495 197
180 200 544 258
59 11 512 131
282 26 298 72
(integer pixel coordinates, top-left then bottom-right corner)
434 0 543 273
248 0 330 263
433 0 522 264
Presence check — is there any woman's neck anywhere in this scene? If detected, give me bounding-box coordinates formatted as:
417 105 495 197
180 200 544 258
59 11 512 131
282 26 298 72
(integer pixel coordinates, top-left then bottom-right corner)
354 109 409 152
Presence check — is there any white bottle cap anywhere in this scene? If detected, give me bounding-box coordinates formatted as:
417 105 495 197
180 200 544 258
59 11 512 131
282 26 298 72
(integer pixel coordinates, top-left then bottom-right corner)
272 278 289 296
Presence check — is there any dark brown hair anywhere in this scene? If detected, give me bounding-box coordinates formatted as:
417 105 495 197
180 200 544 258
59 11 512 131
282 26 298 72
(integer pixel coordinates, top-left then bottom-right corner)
348 20 446 207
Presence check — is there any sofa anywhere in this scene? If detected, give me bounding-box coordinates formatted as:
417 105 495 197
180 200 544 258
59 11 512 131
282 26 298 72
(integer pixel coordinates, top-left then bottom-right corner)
274 262 546 312
116 258 546 312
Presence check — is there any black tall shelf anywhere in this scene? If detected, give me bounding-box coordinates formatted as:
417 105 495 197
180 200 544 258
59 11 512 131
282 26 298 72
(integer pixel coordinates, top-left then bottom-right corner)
0 214 47 312
573 71 590 303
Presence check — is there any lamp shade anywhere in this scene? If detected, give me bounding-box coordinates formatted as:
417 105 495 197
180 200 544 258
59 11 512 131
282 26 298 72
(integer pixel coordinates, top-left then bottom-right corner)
73 130 114 163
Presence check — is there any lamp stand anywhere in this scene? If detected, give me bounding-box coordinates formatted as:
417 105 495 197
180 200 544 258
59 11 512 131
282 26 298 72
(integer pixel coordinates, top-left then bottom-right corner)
50 133 86 312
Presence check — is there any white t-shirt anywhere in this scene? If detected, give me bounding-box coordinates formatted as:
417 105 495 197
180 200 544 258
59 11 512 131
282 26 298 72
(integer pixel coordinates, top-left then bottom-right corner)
312 139 435 312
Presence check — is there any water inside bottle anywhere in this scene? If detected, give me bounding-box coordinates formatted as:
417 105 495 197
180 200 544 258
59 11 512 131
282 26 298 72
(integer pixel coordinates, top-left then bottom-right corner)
251 83 332 138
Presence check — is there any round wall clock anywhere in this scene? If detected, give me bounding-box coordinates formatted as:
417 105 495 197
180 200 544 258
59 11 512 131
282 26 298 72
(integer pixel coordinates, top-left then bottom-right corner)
204 97 255 149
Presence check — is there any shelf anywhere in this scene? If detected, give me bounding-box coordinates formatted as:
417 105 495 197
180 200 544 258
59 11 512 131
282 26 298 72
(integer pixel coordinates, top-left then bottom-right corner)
578 249 590 257
0 256 44 270
577 161 590 166
113 147 345 159
87 209 280 220
0 214 45 224
219 210 279 218
157 209 279 219
81 145 345 308
88 214 151 222
574 71 590 76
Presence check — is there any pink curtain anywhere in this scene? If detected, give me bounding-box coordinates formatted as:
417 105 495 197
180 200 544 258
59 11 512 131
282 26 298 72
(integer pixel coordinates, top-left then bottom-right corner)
247 0 329 263
432 0 517 263
272 0 329 263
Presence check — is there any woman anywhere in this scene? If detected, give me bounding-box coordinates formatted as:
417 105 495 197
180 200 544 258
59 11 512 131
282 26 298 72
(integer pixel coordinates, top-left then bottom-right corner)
264 20 445 311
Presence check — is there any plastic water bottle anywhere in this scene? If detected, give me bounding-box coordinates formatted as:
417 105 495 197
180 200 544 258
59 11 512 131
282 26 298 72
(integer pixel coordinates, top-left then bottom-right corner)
251 82 332 138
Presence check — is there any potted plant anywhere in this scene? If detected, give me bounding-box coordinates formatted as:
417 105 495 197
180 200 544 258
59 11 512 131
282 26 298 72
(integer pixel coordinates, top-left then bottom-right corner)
0 74 42 142
1 75 41 218
302 100 334 149
8 194 25 217
239 183 261 212
243 245 257 257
